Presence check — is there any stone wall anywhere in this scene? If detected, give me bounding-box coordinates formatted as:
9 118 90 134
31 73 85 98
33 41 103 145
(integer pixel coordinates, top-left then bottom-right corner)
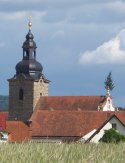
33 78 49 109
9 78 34 121
8 75 49 121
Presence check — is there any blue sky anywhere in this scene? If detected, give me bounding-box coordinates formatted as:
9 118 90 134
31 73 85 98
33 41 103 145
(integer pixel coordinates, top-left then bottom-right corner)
0 0 125 107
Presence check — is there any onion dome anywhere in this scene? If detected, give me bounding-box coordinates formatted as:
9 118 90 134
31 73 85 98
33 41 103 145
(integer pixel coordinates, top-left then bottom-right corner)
16 60 43 78
15 18 43 79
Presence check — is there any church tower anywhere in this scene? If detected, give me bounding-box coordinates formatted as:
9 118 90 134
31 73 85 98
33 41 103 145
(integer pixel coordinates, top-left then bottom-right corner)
8 19 50 122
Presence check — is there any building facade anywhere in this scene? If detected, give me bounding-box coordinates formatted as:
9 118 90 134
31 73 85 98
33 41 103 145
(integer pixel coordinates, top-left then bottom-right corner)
4 21 125 143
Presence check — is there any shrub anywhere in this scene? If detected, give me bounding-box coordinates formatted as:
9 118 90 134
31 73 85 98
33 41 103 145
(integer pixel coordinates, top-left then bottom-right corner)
100 128 125 143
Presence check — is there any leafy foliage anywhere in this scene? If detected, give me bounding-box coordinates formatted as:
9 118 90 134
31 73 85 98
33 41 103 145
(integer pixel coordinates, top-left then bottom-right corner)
104 72 115 91
100 128 125 143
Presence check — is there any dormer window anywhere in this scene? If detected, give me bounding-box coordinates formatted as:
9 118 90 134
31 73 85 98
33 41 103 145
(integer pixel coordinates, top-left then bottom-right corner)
19 88 24 100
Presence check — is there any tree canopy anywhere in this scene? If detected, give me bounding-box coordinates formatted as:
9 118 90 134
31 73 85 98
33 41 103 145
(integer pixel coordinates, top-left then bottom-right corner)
100 128 125 143
104 72 115 91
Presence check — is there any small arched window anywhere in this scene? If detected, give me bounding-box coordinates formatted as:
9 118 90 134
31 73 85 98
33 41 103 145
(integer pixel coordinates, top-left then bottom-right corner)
19 89 23 100
24 51 26 57
34 51 36 59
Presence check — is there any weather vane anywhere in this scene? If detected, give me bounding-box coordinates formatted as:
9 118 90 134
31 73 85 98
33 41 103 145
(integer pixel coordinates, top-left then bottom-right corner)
28 16 32 30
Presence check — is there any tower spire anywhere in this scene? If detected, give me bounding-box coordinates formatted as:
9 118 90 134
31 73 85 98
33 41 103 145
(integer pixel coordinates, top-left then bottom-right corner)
106 86 111 96
28 16 32 30
15 19 43 79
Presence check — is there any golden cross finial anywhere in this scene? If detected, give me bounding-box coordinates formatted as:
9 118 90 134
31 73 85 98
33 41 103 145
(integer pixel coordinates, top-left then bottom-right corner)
28 16 32 30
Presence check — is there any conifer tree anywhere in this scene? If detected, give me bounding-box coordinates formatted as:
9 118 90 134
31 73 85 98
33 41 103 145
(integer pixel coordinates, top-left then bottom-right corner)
104 72 115 91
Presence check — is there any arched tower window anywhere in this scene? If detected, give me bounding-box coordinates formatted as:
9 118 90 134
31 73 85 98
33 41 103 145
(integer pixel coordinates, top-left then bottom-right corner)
19 89 24 100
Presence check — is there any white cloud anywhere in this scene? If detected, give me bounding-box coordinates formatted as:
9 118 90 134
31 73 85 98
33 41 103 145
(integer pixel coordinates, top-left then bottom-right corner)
108 1 125 14
79 29 125 64
0 11 47 21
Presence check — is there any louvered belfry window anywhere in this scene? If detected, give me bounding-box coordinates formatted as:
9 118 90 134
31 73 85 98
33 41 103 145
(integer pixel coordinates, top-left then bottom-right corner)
19 88 24 100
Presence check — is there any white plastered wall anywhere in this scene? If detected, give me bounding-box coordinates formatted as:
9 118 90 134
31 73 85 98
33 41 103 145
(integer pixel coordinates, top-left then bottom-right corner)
103 96 115 111
79 129 96 142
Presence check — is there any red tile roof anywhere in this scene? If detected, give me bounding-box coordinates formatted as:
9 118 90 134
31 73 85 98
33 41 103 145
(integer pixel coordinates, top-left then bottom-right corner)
6 121 31 142
36 96 105 111
4 94 125 142
108 111 125 124
31 110 125 137
0 112 8 130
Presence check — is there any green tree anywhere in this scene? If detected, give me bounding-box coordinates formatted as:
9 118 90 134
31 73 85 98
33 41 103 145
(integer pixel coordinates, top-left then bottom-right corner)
100 128 125 143
104 72 115 91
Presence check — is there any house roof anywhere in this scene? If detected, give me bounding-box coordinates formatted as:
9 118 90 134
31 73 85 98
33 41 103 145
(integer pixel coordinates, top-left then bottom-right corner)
6 121 31 142
0 112 8 130
35 96 105 111
30 110 125 137
85 113 125 143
